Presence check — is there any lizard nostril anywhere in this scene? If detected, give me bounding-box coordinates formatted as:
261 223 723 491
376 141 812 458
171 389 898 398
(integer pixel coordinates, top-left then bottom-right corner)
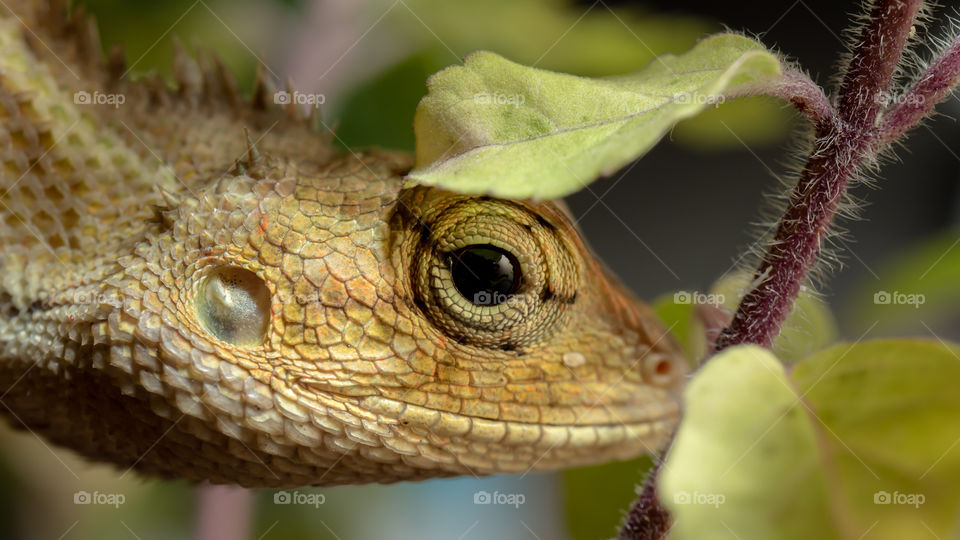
655 358 672 376
641 352 681 388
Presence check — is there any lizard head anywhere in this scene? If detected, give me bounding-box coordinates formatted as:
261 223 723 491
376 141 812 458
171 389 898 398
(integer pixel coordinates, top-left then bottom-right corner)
0 0 688 488
131 150 688 486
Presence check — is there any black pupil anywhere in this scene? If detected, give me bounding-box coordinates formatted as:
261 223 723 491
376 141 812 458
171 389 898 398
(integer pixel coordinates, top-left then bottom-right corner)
449 245 520 306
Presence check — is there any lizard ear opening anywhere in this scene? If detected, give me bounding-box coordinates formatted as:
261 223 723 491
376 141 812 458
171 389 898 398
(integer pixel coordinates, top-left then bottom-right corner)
196 267 271 347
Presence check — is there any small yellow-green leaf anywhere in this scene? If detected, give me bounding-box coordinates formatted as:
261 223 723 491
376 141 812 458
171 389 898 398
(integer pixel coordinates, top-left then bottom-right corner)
660 345 832 540
662 339 960 540
408 34 782 199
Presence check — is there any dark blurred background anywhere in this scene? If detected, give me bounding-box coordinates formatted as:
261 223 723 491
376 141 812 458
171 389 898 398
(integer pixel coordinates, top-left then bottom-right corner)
2 0 958 538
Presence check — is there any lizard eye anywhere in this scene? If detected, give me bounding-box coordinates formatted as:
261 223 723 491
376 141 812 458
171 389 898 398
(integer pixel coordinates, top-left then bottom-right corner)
448 245 522 305
196 267 271 346
409 198 579 350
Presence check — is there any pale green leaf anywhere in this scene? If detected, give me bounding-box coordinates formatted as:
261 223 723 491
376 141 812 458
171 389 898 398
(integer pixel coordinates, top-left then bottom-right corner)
408 34 783 199
662 340 960 540
660 345 832 540
561 455 654 540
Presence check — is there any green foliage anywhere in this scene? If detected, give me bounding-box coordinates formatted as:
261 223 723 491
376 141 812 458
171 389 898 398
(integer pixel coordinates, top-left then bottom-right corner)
408 34 783 199
76 0 278 93
848 229 960 335
661 340 960 540
77 0 789 153
652 293 706 364
395 0 713 77
671 96 794 150
562 456 654 540
334 54 439 151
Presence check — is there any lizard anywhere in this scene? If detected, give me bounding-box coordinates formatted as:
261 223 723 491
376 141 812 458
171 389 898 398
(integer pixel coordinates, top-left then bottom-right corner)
0 0 687 488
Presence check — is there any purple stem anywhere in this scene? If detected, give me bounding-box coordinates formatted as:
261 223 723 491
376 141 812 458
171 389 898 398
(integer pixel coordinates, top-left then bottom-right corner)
876 35 960 146
617 457 672 540
715 0 923 350
740 68 835 128
194 484 253 540
620 1 950 537
837 0 924 129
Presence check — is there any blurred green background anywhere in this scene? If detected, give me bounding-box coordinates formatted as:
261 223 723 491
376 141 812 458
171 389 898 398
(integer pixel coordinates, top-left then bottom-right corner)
2 0 958 538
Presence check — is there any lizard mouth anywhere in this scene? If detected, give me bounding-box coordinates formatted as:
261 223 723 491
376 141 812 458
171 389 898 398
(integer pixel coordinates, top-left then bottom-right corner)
350 395 680 474
358 394 680 443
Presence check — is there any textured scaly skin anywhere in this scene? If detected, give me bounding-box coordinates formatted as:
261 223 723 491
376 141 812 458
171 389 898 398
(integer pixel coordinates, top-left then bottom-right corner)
0 1 686 487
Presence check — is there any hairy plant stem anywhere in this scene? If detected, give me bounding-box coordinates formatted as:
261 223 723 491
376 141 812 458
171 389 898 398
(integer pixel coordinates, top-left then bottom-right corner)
194 484 253 540
618 0 955 537
878 35 960 146
617 457 671 540
715 0 922 350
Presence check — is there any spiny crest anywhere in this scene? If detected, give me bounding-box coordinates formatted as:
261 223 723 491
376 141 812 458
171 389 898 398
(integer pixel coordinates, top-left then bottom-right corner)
15 0 330 135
